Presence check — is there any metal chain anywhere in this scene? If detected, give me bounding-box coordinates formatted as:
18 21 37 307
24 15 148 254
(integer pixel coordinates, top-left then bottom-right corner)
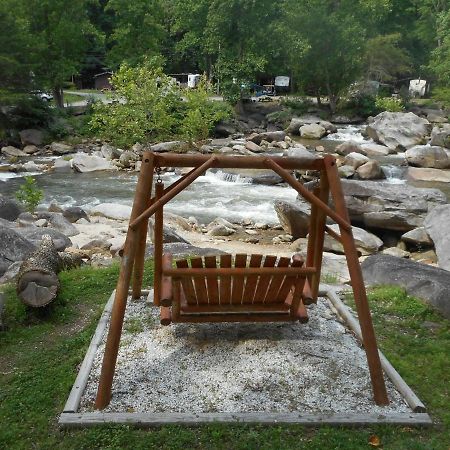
155 166 162 184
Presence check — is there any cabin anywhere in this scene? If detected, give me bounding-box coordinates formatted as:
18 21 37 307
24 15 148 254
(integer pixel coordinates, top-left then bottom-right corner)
94 72 113 91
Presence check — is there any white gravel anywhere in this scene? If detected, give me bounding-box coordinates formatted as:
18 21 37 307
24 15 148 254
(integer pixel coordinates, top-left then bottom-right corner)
80 295 410 414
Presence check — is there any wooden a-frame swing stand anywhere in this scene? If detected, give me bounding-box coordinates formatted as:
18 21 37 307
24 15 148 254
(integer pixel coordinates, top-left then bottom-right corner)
94 151 390 410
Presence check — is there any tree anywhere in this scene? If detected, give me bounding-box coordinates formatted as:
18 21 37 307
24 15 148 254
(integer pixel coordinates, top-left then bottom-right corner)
430 9 450 84
22 0 99 107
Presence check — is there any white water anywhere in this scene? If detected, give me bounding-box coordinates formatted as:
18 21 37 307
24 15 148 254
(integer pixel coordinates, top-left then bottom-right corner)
324 124 373 144
381 165 407 184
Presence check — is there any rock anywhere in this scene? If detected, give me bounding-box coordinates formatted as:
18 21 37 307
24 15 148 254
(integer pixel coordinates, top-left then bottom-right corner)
338 165 355 178
407 167 450 183
405 145 450 169
214 121 238 137
0 195 23 221
199 144 213 154
315 145 325 152
119 150 139 168
319 121 337 134
1 146 26 157
244 141 263 153
207 217 238 232
410 249 437 263
360 143 391 157
76 218 90 225
23 145 39 154
286 118 303 134
344 152 369 169
163 212 192 232
356 160 383 180
299 123 326 139
72 154 115 172
339 179 447 231
207 225 235 236
48 201 63 213
22 161 40 172
148 219 190 244
0 261 22 285
91 203 132 220
335 141 366 156
274 200 310 239
424 205 450 271
218 146 233 154
361 254 450 319
366 112 431 151
34 219 48 227
17 212 35 227
100 144 122 160
35 212 79 237
53 157 72 172
382 247 410 258
19 129 44 146
427 112 448 123
0 225 35 276
284 147 318 160
248 131 286 145
81 238 112 251
150 141 187 153
16 227 71 251
63 206 89 223
430 124 450 148
210 138 232 147
401 227 433 247
322 224 383 255
50 142 74 155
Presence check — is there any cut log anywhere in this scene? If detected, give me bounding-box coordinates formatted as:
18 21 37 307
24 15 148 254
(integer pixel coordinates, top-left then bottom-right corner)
16 235 82 307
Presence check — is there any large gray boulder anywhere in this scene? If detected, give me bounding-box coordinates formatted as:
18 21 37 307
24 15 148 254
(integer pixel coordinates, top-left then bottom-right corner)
1 146 26 157
274 200 310 239
15 227 71 251
361 254 450 319
407 167 450 183
100 144 122 160
0 226 35 276
35 212 79 237
299 123 327 139
50 142 74 155
366 112 431 151
150 141 187 152
63 206 89 223
424 205 450 271
356 160 383 180
284 147 318 161
19 129 44 146
405 145 450 169
0 195 23 221
339 180 447 231
248 131 286 145
430 124 450 148
72 154 115 172
91 203 132 220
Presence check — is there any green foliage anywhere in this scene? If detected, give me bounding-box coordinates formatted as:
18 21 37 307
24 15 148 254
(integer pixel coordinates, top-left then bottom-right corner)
431 86 450 109
430 9 450 85
375 96 405 112
14 176 44 213
280 97 313 116
338 93 378 118
90 61 232 147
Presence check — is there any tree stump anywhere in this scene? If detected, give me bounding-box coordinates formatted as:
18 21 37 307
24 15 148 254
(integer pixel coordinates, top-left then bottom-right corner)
16 235 82 307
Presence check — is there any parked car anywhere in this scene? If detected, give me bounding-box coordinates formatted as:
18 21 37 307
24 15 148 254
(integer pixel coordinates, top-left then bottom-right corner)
31 90 53 102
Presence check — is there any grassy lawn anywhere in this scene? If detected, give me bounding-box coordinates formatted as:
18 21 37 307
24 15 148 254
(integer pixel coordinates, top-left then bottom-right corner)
0 264 449 449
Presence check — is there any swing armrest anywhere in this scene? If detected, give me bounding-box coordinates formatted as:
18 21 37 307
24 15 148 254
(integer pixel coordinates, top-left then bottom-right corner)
160 253 173 307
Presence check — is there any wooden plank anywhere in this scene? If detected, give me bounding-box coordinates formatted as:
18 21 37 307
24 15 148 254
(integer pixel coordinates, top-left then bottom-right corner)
59 412 433 428
275 256 304 302
219 254 232 305
190 257 208 305
160 254 173 307
175 259 197 305
164 267 316 277
302 279 314 305
253 255 277 303
175 312 296 323
204 256 219 304
153 183 164 307
231 254 248 304
171 280 181 321
180 303 290 314
242 254 263 304
160 307 172 326
264 256 290 303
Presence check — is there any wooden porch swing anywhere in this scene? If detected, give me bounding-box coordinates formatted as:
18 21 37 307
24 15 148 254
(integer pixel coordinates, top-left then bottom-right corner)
94 151 389 410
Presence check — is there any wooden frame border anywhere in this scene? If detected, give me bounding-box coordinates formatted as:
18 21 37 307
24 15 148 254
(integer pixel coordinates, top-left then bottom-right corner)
59 288 432 427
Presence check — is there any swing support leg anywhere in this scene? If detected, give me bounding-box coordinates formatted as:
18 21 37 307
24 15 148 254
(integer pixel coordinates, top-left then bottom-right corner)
95 153 155 410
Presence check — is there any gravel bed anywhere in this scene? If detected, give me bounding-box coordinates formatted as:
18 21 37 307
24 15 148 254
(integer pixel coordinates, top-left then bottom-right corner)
80 296 410 414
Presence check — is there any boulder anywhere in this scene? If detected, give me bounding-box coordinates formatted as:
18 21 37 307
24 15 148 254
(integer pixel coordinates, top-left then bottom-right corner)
405 145 450 169
248 131 286 145
322 224 383 255
148 219 190 244
0 195 23 221
366 112 431 151
214 121 238 137
274 200 310 239
16 227 71 251
286 118 303 134
356 160 383 180
284 147 318 161
53 157 72 172
360 143 391 157
207 217 238 232
91 203 132 220
335 141 365 156
81 238 112 251
19 129 44 146
22 161 41 172
344 152 369 169
207 224 235 236
319 121 337 134
338 180 447 231
382 247 410 258
401 227 433 247
427 112 448 124
338 165 356 178
150 141 188 152
1 146 26 157
424 205 450 271
35 212 79 237
50 142 74 155
245 141 263 152
100 144 122 160
72 154 115 172
407 167 450 183
63 206 89 223
361 254 450 319
430 124 450 148
299 123 326 139
0 261 22 284
119 150 139 168
23 145 39 154
0 225 35 276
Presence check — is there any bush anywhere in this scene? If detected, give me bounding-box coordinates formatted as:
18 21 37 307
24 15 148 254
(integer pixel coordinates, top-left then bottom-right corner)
338 94 378 117
15 176 44 213
90 61 232 147
375 96 405 112
280 97 313 115
431 87 450 109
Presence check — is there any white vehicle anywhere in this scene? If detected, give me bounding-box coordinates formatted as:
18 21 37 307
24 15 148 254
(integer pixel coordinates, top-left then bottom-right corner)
187 74 201 89
32 90 53 101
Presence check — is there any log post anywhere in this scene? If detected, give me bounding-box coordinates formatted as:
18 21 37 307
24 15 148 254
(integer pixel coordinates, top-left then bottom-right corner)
323 154 389 406
95 153 155 410
153 182 164 307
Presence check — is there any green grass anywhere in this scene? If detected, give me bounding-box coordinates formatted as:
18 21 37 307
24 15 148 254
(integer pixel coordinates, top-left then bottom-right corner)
0 270 449 449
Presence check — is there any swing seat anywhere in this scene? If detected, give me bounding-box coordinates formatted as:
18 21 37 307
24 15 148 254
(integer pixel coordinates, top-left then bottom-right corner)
158 253 316 325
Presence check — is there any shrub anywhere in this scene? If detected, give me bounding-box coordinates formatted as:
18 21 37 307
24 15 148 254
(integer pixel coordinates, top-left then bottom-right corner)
375 96 405 112
280 97 313 115
15 176 44 213
338 94 378 117
431 87 450 109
